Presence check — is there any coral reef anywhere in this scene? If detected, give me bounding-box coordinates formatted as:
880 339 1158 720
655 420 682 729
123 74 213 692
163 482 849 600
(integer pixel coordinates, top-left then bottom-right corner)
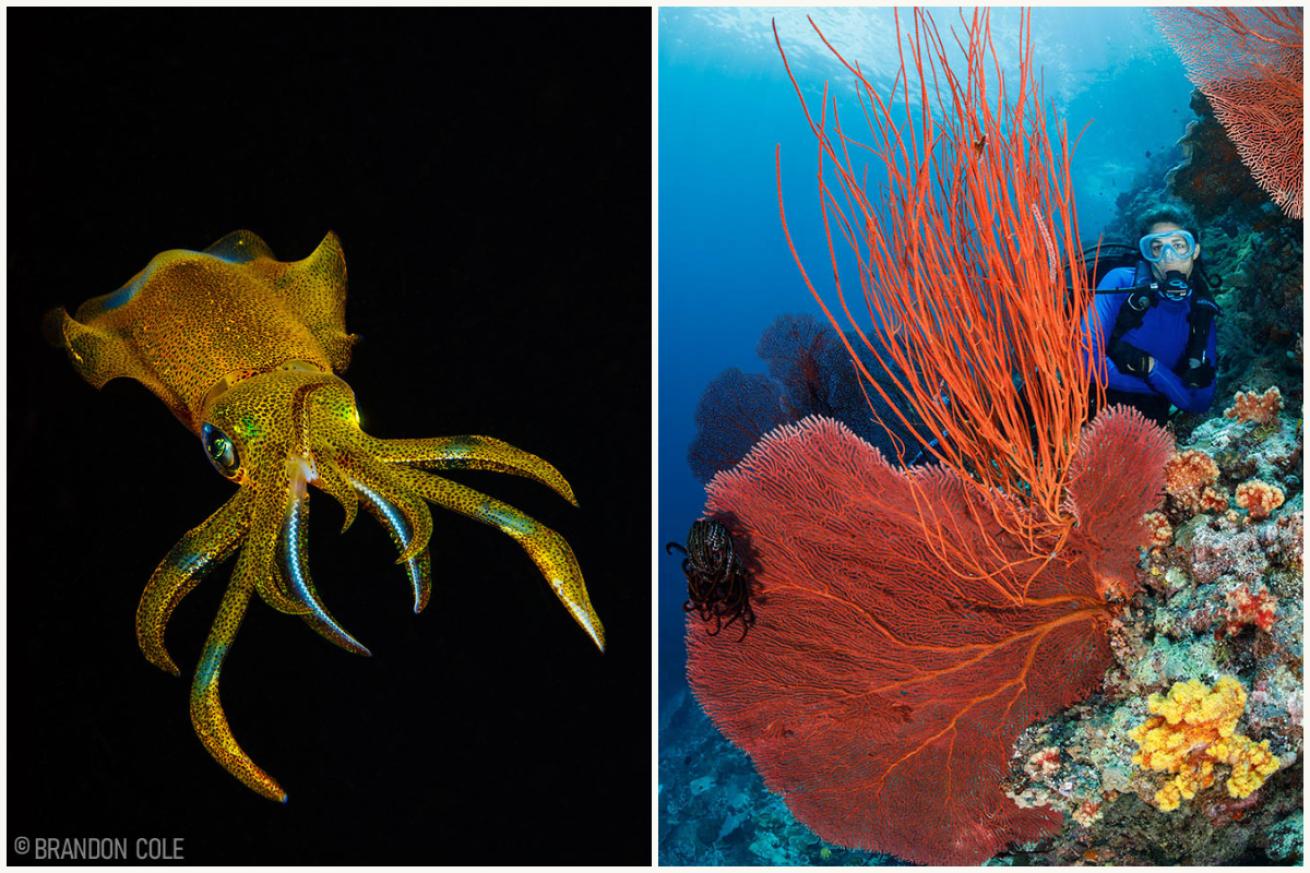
674 8 1303 863
1002 393 1302 864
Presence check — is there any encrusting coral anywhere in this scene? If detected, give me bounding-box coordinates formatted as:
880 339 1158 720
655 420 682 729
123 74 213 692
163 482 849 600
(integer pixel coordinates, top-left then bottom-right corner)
1224 586 1278 636
1130 677 1280 812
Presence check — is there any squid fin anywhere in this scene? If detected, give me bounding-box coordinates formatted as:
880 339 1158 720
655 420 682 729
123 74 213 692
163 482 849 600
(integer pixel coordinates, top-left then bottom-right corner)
203 229 275 264
276 231 357 372
42 307 138 389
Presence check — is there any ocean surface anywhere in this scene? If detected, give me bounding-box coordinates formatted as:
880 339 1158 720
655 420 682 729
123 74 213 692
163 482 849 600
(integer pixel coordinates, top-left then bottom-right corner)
659 6 1199 862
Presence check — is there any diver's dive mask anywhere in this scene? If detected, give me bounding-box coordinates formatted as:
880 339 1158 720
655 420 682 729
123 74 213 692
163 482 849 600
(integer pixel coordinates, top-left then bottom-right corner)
1139 229 1197 265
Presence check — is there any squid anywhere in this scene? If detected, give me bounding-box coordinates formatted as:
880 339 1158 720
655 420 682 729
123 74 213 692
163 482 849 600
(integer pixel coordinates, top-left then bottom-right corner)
45 230 604 801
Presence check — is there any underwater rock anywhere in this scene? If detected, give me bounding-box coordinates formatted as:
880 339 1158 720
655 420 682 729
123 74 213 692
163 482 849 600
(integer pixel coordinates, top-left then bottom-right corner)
1167 90 1275 224
1264 811 1304 863
1186 520 1268 586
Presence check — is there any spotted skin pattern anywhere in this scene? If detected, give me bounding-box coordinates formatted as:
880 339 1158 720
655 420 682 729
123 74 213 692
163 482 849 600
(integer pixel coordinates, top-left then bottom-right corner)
46 230 604 802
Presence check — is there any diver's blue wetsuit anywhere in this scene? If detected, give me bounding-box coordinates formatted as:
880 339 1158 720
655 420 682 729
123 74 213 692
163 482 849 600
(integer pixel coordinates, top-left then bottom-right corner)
1085 265 1218 424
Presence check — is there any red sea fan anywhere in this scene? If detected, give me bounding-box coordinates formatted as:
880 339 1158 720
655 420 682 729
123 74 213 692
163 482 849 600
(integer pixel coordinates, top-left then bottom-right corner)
687 407 1172 864
1155 7 1304 219
1065 405 1177 598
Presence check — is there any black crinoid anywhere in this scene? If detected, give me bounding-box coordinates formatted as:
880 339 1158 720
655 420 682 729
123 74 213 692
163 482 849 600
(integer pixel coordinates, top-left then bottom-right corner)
666 517 758 640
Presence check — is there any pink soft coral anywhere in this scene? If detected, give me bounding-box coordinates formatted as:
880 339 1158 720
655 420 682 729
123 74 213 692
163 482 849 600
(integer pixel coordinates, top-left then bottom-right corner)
1163 450 1220 513
1235 480 1285 521
1224 387 1284 426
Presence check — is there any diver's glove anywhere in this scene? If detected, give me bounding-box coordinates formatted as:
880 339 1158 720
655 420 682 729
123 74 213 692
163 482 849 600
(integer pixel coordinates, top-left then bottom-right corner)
1109 340 1154 377
1179 360 1216 389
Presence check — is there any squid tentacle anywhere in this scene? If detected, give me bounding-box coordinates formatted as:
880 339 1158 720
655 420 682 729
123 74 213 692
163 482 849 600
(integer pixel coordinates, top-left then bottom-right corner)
190 479 288 802
312 453 360 532
254 525 315 618
279 467 371 656
341 455 435 565
347 464 433 613
361 434 579 507
350 455 605 652
259 571 314 616
137 490 253 676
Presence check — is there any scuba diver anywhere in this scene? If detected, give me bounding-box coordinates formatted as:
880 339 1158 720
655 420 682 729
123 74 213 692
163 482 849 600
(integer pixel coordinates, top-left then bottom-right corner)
1084 204 1219 426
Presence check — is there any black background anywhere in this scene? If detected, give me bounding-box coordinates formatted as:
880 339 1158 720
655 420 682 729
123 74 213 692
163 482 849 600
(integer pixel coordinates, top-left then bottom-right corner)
8 8 650 865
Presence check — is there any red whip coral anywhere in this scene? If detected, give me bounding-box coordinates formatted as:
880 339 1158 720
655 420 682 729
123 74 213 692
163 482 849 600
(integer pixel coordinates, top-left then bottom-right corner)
1155 8 1304 219
775 9 1102 565
1163 449 1221 512
1224 386 1284 425
1235 479 1285 521
688 407 1172 865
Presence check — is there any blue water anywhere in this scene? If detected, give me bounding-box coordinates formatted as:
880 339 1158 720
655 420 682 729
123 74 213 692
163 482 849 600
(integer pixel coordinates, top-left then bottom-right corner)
658 7 1195 718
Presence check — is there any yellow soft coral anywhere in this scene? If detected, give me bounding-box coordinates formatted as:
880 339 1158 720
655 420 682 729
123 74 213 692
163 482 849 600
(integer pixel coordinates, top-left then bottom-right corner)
1129 676 1279 811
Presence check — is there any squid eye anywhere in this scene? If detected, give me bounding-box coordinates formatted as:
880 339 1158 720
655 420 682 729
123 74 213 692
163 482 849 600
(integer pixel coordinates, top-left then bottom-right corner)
202 423 240 478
